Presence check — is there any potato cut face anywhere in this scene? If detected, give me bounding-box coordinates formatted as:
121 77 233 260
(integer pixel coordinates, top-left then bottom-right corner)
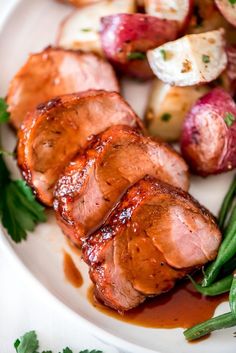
146 80 210 141
144 0 193 30
147 29 227 86
57 0 136 54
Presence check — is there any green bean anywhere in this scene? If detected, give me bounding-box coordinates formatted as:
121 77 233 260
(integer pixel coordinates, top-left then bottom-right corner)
218 175 236 230
220 256 236 278
202 205 236 287
188 274 232 296
229 272 236 316
184 312 236 341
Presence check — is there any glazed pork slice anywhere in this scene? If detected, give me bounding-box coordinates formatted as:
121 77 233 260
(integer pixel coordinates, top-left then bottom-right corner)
54 125 189 246
17 91 142 206
7 47 119 129
83 176 221 311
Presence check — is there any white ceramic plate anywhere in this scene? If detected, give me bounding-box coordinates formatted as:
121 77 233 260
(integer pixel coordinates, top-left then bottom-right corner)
0 1 235 352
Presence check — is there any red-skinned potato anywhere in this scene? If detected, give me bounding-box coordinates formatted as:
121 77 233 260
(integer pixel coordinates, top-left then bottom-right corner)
215 0 236 28
181 88 236 176
145 80 210 141
211 46 236 96
147 29 227 86
100 13 178 80
144 0 194 33
57 0 136 55
226 46 236 97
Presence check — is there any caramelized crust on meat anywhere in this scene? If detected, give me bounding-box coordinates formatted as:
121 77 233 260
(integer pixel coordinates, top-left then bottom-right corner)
83 176 221 311
7 47 119 129
54 125 189 246
17 91 142 206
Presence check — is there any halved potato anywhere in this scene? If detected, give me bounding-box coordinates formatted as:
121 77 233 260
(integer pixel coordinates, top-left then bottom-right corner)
226 46 236 97
147 29 227 86
215 0 236 28
57 0 136 55
181 88 236 176
145 80 210 141
100 13 178 79
187 0 236 45
144 0 194 32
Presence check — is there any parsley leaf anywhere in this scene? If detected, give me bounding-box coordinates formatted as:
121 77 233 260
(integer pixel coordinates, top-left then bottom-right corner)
0 178 46 242
0 101 46 242
127 51 146 60
0 97 10 123
61 349 73 353
14 331 104 353
228 0 236 5
14 331 39 353
81 28 91 32
224 112 236 127
161 113 172 122
202 55 210 64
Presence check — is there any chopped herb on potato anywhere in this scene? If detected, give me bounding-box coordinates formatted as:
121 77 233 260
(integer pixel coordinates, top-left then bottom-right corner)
81 28 91 32
202 55 210 64
228 0 236 5
224 112 236 127
161 113 172 122
127 52 146 60
160 49 167 60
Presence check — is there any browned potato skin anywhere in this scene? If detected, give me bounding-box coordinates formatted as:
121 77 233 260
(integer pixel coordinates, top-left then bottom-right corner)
17 90 143 206
7 47 119 129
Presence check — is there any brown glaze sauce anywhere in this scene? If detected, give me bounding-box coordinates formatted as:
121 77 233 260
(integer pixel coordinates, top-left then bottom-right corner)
66 238 82 257
63 252 83 288
87 279 228 329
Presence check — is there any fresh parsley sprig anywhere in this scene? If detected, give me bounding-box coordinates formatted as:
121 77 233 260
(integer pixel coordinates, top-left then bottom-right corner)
0 98 46 242
0 97 10 122
14 331 103 353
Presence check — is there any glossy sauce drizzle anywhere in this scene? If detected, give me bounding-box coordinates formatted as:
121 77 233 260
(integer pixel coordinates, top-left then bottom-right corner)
63 252 83 288
88 279 228 329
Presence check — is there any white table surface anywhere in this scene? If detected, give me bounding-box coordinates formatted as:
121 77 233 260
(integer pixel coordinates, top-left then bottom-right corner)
0 1 119 352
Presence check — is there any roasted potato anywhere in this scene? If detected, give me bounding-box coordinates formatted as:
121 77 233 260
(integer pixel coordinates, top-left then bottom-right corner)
181 88 236 176
57 0 136 55
215 0 236 28
188 0 236 45
226 46 236 97
144 0 194 33
147 29 227 86
100 13 178 79
145 80 210 141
